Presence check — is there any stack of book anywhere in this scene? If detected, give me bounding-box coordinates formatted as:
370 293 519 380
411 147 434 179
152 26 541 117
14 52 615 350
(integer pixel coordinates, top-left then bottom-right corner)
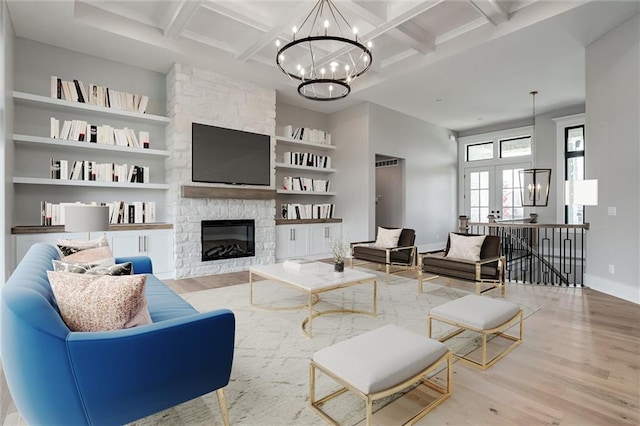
282 177 330 192
50 117 150 148
282 203 334 219
40 201 156 226
283 152 331 168
283 125 331 145
50 76 149 113
49 158 150 183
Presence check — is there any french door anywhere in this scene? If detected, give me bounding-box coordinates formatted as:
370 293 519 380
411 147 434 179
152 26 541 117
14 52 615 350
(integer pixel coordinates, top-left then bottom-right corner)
464 163 529 222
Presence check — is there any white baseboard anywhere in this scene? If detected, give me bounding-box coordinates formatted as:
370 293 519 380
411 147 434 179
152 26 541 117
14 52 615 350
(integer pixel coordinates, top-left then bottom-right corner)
584 273 640 304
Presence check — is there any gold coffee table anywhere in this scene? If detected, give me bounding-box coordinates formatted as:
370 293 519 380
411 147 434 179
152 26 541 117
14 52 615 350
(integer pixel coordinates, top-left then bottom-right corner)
249 262 377 338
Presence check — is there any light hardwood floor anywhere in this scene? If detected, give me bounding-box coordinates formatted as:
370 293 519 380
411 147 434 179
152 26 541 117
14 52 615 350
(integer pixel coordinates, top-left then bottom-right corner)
3 265 639 425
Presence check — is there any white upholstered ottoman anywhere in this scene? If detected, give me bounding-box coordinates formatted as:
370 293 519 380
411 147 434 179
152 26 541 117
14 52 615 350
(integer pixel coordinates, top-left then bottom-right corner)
428 294 523 370
310 324 451 426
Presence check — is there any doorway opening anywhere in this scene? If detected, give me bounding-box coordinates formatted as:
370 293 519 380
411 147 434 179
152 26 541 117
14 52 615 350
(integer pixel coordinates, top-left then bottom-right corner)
375 155 405 229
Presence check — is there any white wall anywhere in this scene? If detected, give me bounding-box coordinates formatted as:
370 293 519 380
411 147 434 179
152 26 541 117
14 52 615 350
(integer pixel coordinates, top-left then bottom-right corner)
1 0 14 281
328 103 371 243
367 104 457 250
584 14 640 304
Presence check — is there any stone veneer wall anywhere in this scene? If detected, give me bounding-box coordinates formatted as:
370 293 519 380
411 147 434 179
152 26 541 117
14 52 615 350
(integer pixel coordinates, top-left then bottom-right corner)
166 63 276 278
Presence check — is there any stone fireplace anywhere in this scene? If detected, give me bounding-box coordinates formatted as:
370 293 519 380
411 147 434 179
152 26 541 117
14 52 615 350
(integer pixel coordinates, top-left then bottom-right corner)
166 63 277 278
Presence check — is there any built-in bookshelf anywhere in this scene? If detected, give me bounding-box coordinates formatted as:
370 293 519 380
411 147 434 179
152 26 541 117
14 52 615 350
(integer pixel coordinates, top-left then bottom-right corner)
12 83 170 227
275 126 337 222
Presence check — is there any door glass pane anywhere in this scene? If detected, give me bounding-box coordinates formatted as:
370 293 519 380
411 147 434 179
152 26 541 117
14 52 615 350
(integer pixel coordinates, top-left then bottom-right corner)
501 168 525 220
468 171 491 222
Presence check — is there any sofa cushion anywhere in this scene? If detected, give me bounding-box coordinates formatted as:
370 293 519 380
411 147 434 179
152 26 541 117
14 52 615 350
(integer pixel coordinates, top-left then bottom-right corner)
52 260 132 276
352 245 413 265
423 254 499 281
47 271 151 332
374 227 402 248
446 233 486 262
144 273 199 322
57 235 114 265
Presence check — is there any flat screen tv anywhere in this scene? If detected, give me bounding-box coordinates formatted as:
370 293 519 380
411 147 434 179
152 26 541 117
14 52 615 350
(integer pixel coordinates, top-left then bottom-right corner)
192 123 271 186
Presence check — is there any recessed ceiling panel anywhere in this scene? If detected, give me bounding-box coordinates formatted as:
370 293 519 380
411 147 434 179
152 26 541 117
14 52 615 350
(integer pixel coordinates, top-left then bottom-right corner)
186 7 265 52
409 1 481 37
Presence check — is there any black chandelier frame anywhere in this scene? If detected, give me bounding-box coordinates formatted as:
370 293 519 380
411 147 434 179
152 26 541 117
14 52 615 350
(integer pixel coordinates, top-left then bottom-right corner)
275 0 373 101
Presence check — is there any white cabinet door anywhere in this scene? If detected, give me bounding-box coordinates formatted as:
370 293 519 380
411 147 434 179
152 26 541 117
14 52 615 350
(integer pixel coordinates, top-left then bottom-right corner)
309 223 342 256
13 232 85 271
108 229 174 278
275 224 309 260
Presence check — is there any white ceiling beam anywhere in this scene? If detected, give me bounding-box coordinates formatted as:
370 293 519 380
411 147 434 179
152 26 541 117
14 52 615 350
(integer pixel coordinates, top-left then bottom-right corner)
467 0 509 26
180 30 236 54
162 0 202 39
339 0 434 55
394 21 435 54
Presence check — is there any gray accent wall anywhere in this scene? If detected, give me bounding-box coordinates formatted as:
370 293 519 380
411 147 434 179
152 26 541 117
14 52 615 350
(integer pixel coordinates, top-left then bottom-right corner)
585 14 640 304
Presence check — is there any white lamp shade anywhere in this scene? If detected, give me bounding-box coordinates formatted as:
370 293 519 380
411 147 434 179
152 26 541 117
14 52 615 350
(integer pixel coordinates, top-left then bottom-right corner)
565 179 598 206
64 205 110 233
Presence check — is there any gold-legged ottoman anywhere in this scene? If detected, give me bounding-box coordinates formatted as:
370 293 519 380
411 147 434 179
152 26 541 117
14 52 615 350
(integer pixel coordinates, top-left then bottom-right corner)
310 324 452 426
428 294 523 370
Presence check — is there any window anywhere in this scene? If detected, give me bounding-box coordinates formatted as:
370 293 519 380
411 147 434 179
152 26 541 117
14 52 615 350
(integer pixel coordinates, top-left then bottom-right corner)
500 136 531 158
466 142 493 161
565 125 585 224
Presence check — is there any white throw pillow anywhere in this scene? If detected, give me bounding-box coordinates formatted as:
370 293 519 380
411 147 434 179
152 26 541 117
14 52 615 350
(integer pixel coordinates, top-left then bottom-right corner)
445 233 486 262
374 227 402 248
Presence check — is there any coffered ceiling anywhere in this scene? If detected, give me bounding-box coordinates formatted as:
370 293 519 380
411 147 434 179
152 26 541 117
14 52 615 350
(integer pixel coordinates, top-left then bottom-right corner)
6 1 639 131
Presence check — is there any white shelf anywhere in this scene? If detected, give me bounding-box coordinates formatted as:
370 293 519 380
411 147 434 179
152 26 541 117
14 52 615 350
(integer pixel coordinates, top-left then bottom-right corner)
277 190 336 196
13 91 171 125
13 134 170 157
275 136 336 150
275 162 335 173
13 177 170 190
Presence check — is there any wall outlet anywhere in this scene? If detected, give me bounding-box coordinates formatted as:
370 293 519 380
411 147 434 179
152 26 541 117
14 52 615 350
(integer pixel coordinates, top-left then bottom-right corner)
608 264 615 275
608 207 617 216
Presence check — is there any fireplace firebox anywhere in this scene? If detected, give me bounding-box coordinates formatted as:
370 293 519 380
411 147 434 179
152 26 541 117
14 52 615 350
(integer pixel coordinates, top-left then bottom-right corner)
201 219 255 261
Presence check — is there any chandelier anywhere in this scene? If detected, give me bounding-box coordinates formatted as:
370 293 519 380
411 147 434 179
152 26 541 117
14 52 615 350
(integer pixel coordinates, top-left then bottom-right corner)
275 0 373 101
520 91 551 207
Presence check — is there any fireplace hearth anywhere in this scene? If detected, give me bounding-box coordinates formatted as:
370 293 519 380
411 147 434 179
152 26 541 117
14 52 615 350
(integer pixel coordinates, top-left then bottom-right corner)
201 219 255 261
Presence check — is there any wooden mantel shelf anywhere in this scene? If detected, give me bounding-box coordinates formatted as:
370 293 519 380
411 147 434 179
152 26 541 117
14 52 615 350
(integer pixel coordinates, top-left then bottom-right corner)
181 185 277 200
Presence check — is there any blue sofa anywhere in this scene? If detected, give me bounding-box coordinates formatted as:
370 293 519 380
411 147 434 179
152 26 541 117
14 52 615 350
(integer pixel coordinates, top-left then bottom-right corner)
1 243 235 425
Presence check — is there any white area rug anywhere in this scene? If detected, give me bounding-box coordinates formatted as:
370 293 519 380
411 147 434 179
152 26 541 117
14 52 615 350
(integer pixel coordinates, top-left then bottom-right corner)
132 272 538 426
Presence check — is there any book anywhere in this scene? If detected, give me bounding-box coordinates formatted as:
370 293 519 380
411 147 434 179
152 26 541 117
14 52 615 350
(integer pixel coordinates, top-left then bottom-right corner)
137 95 149 113
50 118 59 139
73 80 85 103
50 76 58 98
283 258 319 271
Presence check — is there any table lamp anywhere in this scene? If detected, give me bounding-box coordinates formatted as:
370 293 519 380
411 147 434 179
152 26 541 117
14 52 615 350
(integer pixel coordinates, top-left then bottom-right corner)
64 205 110 240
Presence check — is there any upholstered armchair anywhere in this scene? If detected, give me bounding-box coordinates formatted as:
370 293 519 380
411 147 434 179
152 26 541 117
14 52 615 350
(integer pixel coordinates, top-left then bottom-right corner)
418 233 506 296
350 227 417 282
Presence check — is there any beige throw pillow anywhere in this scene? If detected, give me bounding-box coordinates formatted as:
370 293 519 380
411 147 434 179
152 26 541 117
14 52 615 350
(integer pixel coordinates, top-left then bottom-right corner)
57 235 114 265
446 233 486 262
47 271 152 332
374 227 402 248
